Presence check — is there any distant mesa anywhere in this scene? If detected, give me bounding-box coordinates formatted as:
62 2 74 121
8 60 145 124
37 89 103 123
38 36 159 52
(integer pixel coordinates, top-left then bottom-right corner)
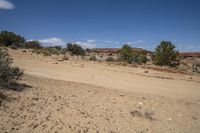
91 48 151 54
179 52 200 58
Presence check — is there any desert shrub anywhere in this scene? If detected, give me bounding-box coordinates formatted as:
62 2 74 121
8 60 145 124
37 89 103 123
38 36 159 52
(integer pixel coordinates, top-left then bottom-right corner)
9 44 18 50
67 43 85 56
153 41 179 67
119 44 147 64
60 48 67 54
106 56 115 62
0 31 25 47
41 49 51 56
119 44 134 63
32 47 60 56
25 40 42 49
89 55 97 61
137 54 148 64
86 48 91 52
0 48 23 88
46 47 60 55
192 62 200 73
48 46 62 51
54 46 62 51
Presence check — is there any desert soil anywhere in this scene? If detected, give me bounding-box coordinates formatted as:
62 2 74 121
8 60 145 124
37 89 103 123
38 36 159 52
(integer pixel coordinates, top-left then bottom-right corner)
0 49 200 133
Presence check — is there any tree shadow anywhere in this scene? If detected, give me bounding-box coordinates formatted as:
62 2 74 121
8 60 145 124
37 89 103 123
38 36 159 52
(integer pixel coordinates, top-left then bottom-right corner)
0 81 32 106
6 82 32 92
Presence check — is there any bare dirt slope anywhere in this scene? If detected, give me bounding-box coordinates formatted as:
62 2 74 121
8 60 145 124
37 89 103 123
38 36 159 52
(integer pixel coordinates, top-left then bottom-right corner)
0 49 200 133
1 75 200 133
10 49 200 100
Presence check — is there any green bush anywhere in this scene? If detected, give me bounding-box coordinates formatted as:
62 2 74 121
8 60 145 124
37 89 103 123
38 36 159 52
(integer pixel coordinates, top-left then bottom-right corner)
137 54 147 64
0 31 25 47
25 40 42 49
67 43 85 56
119 44 134 63
153 41 179 67
119 44 147 64
0 48 23 88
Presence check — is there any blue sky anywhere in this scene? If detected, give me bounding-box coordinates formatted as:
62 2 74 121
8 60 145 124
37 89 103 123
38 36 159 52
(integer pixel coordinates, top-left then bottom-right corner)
0 0 200 51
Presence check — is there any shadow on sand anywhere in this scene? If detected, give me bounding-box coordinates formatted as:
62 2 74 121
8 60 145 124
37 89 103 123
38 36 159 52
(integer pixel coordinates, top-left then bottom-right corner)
0 82 32 106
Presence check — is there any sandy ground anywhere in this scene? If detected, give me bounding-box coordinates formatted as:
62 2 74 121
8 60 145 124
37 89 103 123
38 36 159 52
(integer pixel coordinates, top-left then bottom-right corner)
0 49 200 133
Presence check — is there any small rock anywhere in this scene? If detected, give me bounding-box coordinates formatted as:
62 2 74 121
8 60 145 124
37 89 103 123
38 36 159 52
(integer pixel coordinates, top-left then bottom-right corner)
130 110 142 117
186 76 193 80
144 70 149 73
33 124 38 129
192 116 198 120
120 94 124 97
138 102 143 105
167 118 172 121
32 97 38 100
62 55 68 60
57 59 64 62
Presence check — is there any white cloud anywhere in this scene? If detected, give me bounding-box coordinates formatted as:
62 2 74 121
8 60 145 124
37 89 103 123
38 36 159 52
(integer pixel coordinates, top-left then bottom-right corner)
76 40 96 49
126 42 133 45
105 40 113 43
0 0 15 9
126 40 145 45
98 40 121 45
87 40 96 43
177 45 200 52
38 37 66 47
134 40 144 44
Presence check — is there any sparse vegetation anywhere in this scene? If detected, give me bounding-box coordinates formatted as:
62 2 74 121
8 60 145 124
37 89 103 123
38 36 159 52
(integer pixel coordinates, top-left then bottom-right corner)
130 110 155 120
192 62 200 73
46 47 61 55
153 41 179 67
0 48 23 88
106 56 115 62
67 43 85 56
89 55 97 61
9 44 18 50
25 40 42 49
32 47 60 56
86 48 91 52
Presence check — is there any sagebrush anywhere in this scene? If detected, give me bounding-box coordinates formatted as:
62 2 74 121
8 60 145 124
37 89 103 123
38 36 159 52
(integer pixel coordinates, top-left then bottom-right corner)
0 48 23 88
